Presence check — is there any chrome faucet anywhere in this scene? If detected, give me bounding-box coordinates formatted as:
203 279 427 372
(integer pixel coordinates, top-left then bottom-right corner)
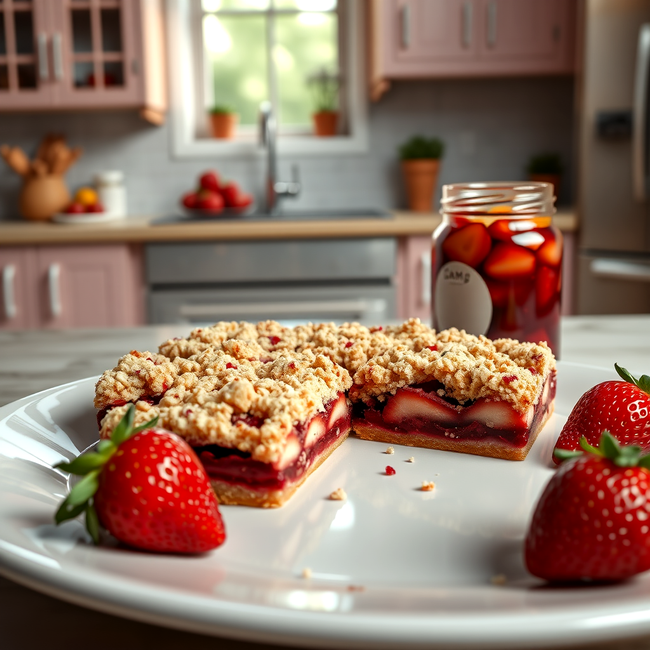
259 101 301 214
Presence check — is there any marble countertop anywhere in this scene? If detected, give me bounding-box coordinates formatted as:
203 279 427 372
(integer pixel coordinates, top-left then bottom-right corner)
0 209 578 245
1 314 649 650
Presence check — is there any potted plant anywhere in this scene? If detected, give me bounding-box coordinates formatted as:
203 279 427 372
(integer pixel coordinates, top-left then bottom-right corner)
399 136 445 213
307 69 340 137
209 105 238 139
527 153 563 200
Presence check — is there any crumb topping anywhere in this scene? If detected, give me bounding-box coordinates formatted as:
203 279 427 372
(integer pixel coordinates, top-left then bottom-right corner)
385 446 395 455
329 487 347 501
95 319 556 465
97 349 351 465
349 328 555 413
421 481 436 492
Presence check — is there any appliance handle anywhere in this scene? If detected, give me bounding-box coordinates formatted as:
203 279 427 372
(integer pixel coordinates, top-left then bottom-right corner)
462 2 473 49
487 1 497 49
180 299 383 319
52 33 64 81
590 258 650 283
48 263 62 317
2 265 17 320
401 3 410 50
633 24 650 202
37 33 49 81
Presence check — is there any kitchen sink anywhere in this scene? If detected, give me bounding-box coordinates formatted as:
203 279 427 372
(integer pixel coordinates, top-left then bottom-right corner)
152 208 392 225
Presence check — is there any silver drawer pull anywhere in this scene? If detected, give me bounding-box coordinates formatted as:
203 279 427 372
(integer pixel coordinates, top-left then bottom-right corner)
180 300 381 318
590 258 650 282
420 251 431 306
401 4 411 49
53 33 64 81
38 33 49 81
487 1 497 48
2 265 17 320
48 263 62 317
462 2 473 49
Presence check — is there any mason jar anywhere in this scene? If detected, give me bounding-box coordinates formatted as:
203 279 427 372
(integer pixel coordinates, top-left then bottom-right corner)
432 182 561 355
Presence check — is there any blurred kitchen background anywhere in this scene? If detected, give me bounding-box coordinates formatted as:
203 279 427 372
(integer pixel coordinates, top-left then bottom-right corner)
0 0 648 330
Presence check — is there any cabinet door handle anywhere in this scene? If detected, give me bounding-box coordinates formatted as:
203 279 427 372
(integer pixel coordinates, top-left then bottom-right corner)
462 2 473 49
2 265 17 320
590 258 650 282
487 1 497 48
633 24 650 202
37 33 49 81
52 33 64 81
180 300 381 319
401 4 411 49
420 252 431 306
48 263 62 318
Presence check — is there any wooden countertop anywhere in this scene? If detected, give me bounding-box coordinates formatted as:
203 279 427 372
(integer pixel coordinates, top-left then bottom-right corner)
0 209 578 246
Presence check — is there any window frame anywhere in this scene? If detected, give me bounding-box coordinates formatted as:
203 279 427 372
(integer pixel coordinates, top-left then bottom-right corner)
166 0 368 159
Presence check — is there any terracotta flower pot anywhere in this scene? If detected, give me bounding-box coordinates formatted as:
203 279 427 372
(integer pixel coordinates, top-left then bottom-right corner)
401 159 441 213
210 113 238 139
312 111 338 137
529 173 561 202
19 175 70 221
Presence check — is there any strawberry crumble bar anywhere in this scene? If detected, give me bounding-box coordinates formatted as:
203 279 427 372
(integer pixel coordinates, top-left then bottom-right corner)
95 319 556 506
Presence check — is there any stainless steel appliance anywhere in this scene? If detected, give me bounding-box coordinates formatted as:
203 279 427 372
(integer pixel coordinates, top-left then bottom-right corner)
146 238 397 325
578 0 650 313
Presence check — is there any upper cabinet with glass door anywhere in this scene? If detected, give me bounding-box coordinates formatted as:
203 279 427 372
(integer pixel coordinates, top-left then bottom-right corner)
0 0 167 124
368 0 577 101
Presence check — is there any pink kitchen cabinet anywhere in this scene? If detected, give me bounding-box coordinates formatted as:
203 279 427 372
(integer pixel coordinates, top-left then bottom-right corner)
0 0 166 124
368 0 577 101
0 243 145 330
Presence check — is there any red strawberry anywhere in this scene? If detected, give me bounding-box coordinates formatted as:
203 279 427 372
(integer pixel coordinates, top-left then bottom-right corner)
526 433 650 582
537 236 563 267
199 170 220 193
54 405 226 554
552 365 650 465
441 223 492 268
196 189 224 212
181 191 198 209
487 219 513 242
535 265 560 316
483 242 536 280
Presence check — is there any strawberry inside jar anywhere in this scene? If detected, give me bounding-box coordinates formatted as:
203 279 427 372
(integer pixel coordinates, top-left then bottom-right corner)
432 182 561 355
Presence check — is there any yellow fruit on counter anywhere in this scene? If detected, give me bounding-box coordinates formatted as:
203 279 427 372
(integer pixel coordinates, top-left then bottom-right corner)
75 187 98 206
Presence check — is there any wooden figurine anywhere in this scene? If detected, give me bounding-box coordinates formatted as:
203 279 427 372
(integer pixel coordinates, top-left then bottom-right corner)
1 134 83 221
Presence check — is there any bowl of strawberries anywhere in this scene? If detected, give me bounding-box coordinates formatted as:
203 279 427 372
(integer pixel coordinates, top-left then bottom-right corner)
181 170 254 217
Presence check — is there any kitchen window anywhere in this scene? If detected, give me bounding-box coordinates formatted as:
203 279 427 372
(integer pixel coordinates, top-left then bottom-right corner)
166 0 368 158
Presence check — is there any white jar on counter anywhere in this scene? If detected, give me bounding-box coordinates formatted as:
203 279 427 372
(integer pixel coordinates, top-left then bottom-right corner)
94 170 127 218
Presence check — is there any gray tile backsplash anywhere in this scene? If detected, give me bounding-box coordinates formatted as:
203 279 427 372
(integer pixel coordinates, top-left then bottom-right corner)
0 76 574 221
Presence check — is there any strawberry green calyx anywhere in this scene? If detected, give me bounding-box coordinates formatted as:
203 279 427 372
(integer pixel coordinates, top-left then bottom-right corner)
615 363 650 395
54 404 158 544
553 431 650 469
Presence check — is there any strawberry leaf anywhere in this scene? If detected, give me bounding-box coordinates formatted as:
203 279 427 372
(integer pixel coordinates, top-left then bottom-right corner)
111 404 135 446
65 469 100 507
55 498 88 525
132 415 159 434
55 452 108 476
97 439 115 454
85 504 100 545
553 448 583 462
615 363 650 396
599 431 621 459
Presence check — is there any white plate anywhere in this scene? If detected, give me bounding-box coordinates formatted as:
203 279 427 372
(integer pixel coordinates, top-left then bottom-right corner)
2 362 649 649
52 212 124 224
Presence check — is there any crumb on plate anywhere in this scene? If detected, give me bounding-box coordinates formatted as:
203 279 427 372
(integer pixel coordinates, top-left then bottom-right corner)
329 487 347 501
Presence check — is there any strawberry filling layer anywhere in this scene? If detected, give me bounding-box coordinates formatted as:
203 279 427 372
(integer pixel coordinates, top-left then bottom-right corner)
354 372 556 448
194 393 351 492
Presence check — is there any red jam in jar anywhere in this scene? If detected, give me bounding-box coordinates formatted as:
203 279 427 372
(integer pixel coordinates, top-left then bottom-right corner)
432 182 562 355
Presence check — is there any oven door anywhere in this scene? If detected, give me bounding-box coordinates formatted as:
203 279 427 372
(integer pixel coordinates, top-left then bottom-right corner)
148 284 396 325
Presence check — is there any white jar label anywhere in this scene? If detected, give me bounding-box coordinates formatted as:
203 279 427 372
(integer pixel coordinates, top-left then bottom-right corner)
434 261 493 336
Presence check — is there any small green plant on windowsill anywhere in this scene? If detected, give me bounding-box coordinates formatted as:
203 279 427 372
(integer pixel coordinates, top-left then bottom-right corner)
209 105 238 139
307 69 340 137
